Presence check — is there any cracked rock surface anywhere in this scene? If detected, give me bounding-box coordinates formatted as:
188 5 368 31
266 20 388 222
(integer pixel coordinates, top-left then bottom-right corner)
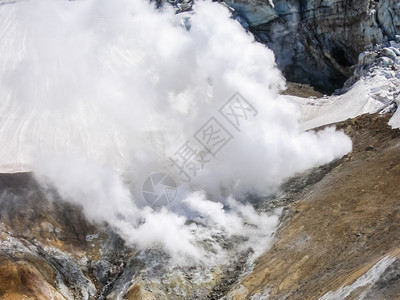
224 0 399 92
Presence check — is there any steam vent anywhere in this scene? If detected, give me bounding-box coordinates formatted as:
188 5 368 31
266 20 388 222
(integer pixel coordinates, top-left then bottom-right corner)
0 0 399 299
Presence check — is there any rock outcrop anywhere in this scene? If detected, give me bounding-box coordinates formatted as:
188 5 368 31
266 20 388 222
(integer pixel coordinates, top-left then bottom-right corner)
225 0 400 92
378 0 400 39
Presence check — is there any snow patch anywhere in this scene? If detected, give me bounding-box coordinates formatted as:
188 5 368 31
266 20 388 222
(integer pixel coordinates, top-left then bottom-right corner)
289 42 400 130
318 256 396 300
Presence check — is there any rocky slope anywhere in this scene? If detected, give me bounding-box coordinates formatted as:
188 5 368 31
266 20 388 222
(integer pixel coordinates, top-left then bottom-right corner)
228 113 400 299
0 173 132 299
0 113 399 299
0 173 267 299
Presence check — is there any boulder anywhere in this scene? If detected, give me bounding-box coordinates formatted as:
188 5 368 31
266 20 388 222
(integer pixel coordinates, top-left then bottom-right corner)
381 47 398 60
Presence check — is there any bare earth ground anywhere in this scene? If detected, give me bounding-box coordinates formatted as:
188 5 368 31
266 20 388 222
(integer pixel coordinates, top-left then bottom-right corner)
281 82 325 98
229 113 400 299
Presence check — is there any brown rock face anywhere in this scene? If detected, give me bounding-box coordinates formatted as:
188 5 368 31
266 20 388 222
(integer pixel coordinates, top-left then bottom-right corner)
0 173 133 299
228 113 400 299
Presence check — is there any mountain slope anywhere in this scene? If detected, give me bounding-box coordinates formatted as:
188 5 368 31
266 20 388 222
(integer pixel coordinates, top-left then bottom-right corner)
0 113 399 299
229 113 400 299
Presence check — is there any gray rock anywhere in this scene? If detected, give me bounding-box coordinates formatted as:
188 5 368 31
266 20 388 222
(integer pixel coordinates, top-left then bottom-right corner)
358 51 378 66
390 47 400 56
224 0 277 27
222 0 399 92
377 0 400 39
362 259 400 299
381 47 398 60
92 260 111 285
380 57 395 67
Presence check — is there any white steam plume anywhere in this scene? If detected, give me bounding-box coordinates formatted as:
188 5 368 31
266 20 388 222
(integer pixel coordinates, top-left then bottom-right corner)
0 0 352 262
